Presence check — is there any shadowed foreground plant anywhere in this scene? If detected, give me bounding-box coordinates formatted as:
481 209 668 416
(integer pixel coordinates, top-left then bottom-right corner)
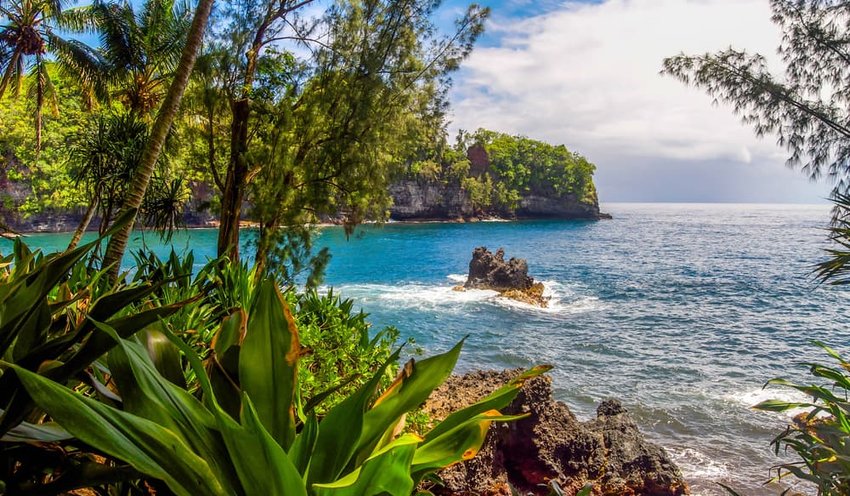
7 277 548 495
0 214 200 494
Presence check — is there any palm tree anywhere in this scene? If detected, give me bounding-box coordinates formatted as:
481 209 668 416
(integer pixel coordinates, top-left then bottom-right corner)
87 0 190 115
0 0 103 150
102 0 214 280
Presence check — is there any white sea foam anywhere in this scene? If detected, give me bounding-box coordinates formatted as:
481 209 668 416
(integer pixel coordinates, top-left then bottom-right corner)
722 387 813 418
333 276 601 316
669 447 729 482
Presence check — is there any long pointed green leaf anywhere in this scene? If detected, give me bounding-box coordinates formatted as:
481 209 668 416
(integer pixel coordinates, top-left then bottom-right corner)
358 341 464 455
215 394 308 496
290 413 319 477
8 363 226 496
313 434 420 496
307 348 402 486
99 321 239 493
412 411 525 483
240 279 300 450
424 365 550 443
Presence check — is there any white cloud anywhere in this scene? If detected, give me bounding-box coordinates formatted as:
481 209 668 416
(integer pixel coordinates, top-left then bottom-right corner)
449 0 788 165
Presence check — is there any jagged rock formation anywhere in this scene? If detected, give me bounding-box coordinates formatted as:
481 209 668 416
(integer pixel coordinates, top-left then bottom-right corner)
422 370 689 496
461 247 548 307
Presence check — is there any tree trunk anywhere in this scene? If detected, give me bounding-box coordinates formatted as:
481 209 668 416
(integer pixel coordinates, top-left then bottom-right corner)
217 98 251 260
102 0 215 282
67 196 99 251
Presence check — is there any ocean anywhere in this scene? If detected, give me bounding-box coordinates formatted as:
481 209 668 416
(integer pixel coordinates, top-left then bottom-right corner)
4 202 846 495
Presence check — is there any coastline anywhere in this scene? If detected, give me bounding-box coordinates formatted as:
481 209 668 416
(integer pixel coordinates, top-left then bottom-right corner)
1 212 613 236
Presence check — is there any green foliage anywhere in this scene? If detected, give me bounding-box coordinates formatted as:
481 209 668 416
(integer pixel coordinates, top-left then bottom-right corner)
408 129 598 213
0 216 195 494
0 65 89 216
816 193 850 285
470 129 596 209
4 269 544 495
296 289 404 414
462 174 493 209
754 342 850 494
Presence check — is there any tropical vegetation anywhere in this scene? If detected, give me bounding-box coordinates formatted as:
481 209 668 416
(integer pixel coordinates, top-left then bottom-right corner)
408 128 598 212
0 0 566 493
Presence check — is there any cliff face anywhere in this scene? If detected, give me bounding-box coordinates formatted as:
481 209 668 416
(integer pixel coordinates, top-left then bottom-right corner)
389 178 605 221
388 180 474 221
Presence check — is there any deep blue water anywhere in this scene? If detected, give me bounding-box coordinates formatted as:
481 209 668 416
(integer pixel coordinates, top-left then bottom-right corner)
4 203 846 495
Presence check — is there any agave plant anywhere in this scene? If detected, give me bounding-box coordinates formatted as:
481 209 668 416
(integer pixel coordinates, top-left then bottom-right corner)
8 277 549 494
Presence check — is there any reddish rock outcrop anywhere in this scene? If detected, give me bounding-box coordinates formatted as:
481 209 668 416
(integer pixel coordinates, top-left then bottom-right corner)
422 370 689 496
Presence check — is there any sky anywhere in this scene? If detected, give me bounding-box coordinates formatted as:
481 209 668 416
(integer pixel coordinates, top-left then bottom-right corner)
436 0 833 203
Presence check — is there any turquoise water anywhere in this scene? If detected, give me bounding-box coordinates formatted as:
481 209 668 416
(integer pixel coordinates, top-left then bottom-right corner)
4 203 846 495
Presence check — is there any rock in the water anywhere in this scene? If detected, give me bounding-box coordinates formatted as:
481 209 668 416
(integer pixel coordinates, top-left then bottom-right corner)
464 247 548 307
422 370 689 496
466 247 533 291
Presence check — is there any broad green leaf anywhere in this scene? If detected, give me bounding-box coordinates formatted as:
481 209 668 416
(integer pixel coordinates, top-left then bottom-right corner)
290 413 319 477
8 363 226 496
412 410 524 482
101 321 239 493
0 418 71 442
308 348 401 486
358 340 464 455
313 434 420 496
754 399 814 412
240 279 300 450
142 326 187 388
424 365 550 443
213 308 247 356
216 394 308 496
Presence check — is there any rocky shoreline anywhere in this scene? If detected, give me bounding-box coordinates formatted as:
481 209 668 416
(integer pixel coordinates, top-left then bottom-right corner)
423 370 689 496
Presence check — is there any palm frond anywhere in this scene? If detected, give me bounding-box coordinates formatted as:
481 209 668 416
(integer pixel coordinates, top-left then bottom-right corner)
47 34 108 99
53 5 100 33
816 192 850 284
0 49 23 98
93 0 137 72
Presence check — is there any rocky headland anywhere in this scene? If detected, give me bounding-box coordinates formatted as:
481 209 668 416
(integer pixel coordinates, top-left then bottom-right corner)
458 247 549 307
389 178 608 222
423 370 689 496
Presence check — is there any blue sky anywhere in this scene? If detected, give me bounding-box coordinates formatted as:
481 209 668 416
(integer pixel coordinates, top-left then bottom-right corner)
438 0 831 203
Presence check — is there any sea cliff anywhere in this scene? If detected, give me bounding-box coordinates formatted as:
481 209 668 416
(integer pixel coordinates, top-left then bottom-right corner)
389 177 606 221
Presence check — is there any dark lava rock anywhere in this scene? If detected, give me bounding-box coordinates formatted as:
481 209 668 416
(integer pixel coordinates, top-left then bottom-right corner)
422 370 689 496
465 247 534 291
